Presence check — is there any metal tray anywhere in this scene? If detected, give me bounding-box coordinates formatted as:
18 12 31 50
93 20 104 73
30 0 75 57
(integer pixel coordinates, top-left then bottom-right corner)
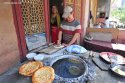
100 52 125 64
111 65 125 77
38 45 64 54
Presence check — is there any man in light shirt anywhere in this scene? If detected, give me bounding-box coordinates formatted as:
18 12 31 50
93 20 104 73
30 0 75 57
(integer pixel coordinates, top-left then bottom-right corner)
57 6 81 46
105 17 110 28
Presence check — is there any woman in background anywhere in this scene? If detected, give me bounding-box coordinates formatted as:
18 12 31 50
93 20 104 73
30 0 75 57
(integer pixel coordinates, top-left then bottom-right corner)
50 5 61 44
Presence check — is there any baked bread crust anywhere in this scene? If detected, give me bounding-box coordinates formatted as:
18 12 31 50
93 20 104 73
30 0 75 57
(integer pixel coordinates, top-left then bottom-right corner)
19 61 43 76
32 66 55 83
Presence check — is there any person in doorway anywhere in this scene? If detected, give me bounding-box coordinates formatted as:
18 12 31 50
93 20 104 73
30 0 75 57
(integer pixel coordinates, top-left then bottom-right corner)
89 11 94 27
50 5 61 44
57 6 81 47
105 17 110 28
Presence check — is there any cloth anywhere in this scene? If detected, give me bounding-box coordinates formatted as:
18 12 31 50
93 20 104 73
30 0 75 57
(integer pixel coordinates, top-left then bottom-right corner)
66 45 87 54
59 20 81 44
51 14 61 28
52 26 59 44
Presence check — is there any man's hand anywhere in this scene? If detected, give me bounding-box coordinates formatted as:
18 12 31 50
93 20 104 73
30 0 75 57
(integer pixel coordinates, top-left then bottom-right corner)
57 40 61 45
62 43 69 47
57 31 62 45
68 33 80 45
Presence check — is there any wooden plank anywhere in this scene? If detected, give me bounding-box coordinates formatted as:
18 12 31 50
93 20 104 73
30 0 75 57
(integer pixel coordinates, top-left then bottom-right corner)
86 28 119 39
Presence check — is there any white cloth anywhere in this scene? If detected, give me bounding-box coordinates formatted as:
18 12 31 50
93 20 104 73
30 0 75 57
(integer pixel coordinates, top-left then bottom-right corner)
105 19 110 28
112 44 125 51
66 45 87 54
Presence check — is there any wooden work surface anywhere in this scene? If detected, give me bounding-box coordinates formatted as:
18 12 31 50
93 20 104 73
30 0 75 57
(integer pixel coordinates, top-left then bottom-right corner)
38 45 63 54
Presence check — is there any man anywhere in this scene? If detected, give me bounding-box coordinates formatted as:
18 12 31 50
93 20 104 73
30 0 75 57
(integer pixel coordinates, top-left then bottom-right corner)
57 6 81 46
105 17 110 28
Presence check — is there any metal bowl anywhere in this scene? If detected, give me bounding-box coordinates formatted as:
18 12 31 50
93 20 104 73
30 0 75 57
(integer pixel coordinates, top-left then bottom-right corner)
26 53 37 60
111 65 125 77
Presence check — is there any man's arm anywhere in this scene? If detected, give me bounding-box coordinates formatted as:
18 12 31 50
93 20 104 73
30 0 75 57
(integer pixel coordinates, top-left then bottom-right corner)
67 33 80 45
67 24 81 46
57 31 62 45
63 33 80 46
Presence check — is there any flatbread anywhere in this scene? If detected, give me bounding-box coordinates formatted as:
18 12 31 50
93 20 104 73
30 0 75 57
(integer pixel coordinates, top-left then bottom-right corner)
19 61 43 76
32 66 55 83
54 45 64 48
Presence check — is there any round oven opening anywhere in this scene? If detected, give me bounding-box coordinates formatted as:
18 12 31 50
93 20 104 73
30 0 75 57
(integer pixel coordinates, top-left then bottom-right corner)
50 55 88 79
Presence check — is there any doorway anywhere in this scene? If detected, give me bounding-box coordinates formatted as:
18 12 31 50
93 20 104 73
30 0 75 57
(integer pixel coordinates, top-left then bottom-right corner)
49 0 64 43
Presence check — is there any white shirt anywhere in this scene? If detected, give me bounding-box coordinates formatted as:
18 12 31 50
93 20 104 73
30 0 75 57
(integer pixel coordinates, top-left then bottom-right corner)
105 19 110 28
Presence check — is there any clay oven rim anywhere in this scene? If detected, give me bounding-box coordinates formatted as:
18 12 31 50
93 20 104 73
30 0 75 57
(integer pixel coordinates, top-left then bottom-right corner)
49 55 88 79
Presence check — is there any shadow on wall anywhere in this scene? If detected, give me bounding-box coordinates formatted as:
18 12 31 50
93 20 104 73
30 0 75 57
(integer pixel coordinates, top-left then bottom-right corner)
0 0 20 74
118 30 125 44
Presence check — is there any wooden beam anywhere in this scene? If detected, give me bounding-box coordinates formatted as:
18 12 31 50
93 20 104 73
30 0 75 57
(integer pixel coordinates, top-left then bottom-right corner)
11 0 28 61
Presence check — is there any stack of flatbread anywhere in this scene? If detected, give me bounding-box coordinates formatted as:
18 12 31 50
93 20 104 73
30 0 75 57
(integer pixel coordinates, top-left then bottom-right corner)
19 61 55 83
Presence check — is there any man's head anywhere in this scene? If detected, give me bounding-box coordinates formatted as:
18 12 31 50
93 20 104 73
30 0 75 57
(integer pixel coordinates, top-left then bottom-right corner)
62 6 74 22
105 17 109 20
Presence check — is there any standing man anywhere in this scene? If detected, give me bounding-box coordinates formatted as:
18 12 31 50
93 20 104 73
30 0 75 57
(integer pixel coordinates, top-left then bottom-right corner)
57 6 81 46
105 17 110 28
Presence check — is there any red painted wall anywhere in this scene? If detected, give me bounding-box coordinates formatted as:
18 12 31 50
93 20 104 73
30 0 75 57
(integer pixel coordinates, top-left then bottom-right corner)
118 30 125 40
118 30 125 44
0 0 20 74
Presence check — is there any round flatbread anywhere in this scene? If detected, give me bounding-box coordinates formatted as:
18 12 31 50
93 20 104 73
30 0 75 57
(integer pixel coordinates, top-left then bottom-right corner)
32 66 55 83
19 61 43 76
54 45 64 48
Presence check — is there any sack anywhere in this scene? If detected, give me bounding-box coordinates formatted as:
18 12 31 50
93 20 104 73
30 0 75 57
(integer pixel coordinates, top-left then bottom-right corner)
66 45 87 54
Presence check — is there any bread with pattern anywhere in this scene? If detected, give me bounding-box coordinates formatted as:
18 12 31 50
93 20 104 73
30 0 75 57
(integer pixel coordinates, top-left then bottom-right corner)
32 66 55 83
19 61 43 76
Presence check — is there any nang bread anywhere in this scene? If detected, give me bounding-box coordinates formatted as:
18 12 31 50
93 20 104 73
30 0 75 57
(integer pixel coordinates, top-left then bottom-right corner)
19 61 43 76
32 66 55 83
